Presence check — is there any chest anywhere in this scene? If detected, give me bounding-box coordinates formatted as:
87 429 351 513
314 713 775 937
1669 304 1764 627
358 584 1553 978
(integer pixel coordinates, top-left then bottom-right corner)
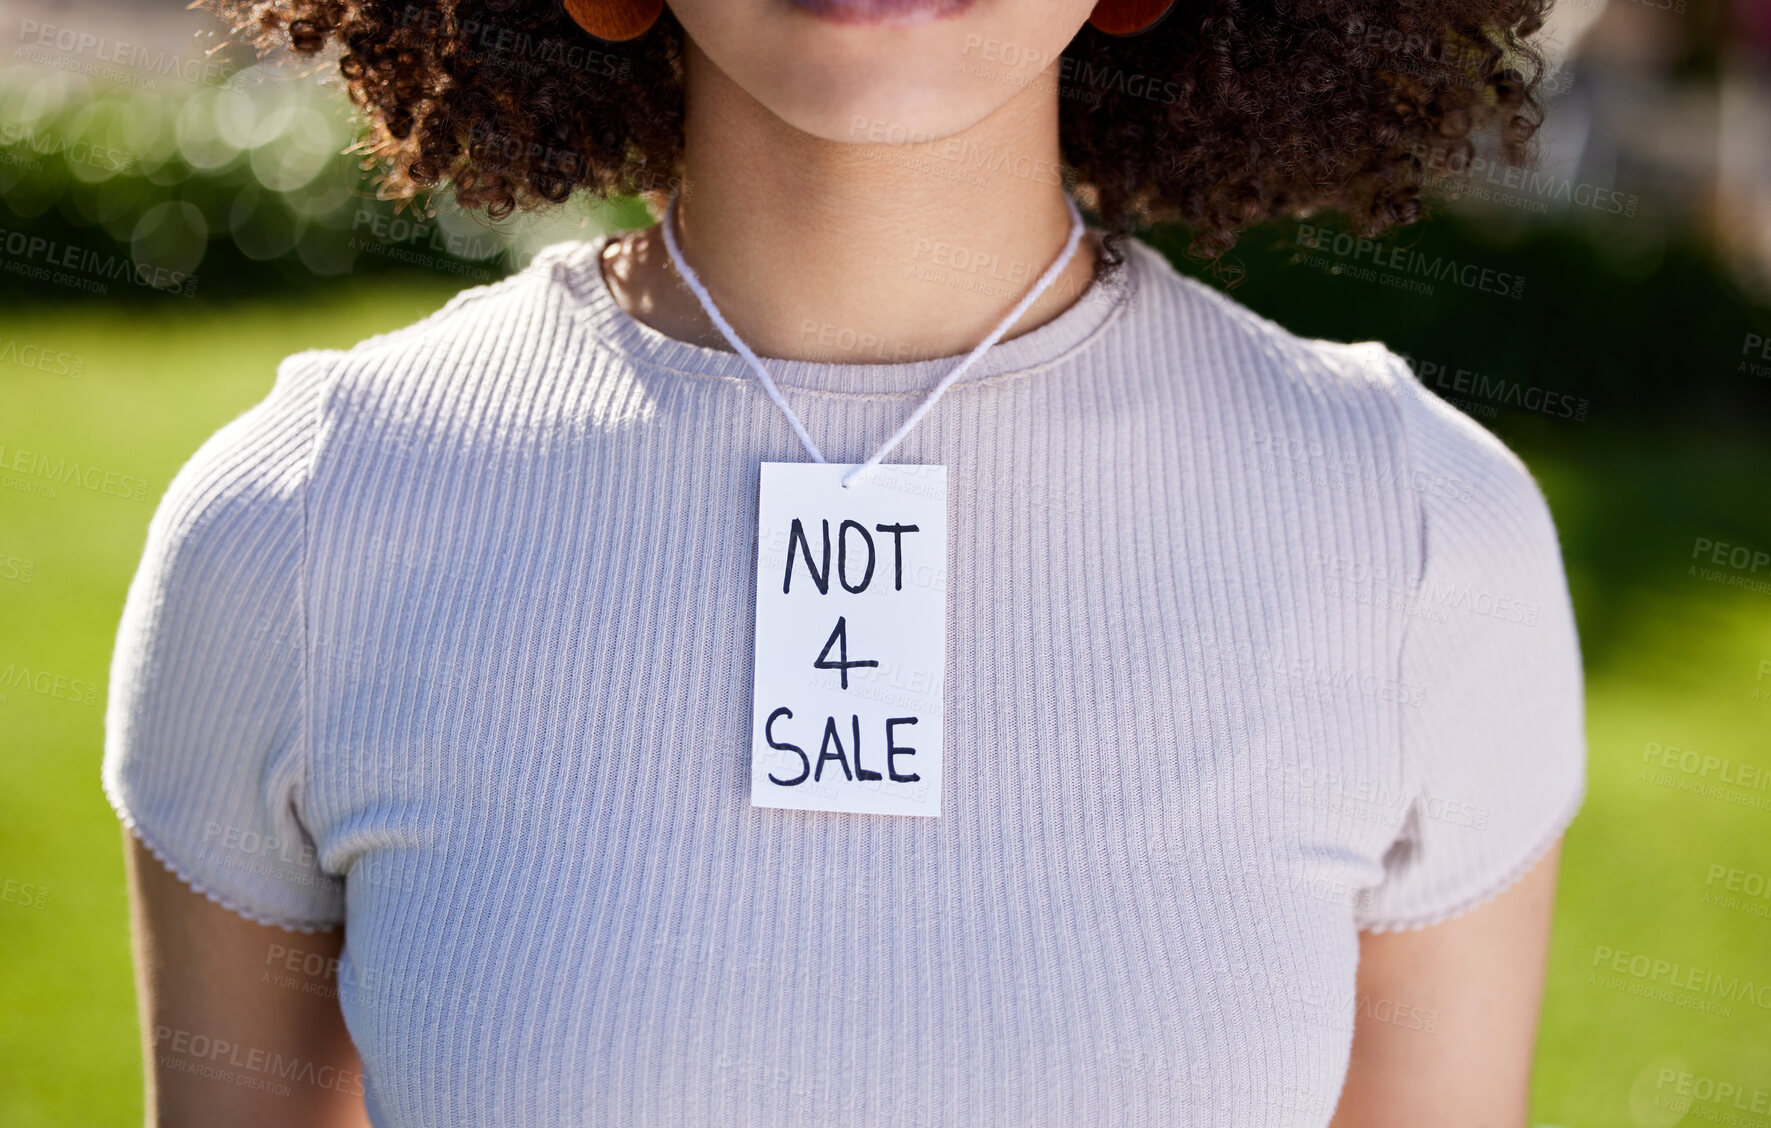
299 439 1411 1127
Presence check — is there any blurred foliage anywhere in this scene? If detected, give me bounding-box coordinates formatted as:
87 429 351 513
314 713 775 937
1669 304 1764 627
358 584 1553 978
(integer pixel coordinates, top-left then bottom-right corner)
5 17 1771 1128
0 59 647 299
1148 215 1771 437
4 56 1768 438
5 286 1770 1126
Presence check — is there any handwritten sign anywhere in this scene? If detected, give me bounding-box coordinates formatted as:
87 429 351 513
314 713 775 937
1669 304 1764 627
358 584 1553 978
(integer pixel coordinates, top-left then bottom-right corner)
750 462 947 817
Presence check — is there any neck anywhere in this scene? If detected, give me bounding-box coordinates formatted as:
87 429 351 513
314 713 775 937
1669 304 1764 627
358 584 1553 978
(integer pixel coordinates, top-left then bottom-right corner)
606 40 1097 364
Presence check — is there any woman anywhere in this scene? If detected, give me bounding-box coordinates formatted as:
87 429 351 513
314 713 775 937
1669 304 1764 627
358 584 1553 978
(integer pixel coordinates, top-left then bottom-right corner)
104 0 1586 1125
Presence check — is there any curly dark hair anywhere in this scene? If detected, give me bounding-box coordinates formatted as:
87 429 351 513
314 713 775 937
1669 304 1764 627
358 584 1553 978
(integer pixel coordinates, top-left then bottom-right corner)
210 0 1551 261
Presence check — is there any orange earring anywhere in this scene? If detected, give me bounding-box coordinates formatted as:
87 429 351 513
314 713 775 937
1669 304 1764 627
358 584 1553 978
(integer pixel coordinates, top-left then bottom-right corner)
1087 0 1176 36
562 0 664 41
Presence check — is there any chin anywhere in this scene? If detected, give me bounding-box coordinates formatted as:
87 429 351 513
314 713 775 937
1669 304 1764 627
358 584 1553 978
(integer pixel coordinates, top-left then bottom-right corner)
674 0 1094 145
764 53 1020 144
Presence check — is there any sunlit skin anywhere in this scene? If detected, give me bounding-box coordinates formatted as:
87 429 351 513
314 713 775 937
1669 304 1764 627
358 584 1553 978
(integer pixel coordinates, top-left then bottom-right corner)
680 0 1082 142
603 0 1101 362
128 3 1568 1124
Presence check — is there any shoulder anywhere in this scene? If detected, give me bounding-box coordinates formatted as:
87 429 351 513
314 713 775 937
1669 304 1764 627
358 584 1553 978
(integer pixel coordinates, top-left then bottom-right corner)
304 238 608 399
221 238 633 500
141 240 602 566
114 350 328 761
1120 236 1402 408
1122 236 1552 536
141 348 335 587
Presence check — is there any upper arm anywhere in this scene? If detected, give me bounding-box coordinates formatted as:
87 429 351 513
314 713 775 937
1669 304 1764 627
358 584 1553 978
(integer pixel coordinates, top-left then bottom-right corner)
1330 837 1564 1128
1328 353 1587 1122
124 832 369 1128
1353 350 1587 933
102 350 347 932
103 352 361 1121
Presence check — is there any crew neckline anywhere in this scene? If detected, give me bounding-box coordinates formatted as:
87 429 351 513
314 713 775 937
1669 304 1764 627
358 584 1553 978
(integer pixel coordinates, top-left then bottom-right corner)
546 228 1140 397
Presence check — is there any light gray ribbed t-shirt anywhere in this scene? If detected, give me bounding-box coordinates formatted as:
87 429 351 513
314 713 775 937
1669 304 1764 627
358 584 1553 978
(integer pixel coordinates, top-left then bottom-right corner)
103 233 1587 1127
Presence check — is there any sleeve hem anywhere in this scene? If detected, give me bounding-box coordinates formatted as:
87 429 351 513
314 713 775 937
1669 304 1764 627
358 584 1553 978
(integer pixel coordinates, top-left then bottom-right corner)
1354 776 1587 934
105 778 346 936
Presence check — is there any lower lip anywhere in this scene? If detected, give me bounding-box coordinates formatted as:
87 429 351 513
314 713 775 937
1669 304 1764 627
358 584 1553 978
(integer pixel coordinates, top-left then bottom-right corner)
786 0 976 27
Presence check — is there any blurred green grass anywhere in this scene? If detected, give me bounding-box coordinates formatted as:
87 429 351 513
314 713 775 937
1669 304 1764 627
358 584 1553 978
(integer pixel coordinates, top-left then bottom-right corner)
0 278 461 1127
1 273 1767 1126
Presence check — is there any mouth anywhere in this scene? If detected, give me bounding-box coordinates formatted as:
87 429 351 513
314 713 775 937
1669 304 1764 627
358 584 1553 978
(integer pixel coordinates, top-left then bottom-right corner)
786 0 977 27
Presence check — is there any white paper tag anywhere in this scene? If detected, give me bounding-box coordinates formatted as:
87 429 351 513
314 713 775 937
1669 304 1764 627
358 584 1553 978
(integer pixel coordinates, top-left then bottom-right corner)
750 462 947 817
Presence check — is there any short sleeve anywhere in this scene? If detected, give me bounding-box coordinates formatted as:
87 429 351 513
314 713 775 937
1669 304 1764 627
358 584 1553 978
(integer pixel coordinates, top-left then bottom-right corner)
102 350 346 932
1354 352 1589 932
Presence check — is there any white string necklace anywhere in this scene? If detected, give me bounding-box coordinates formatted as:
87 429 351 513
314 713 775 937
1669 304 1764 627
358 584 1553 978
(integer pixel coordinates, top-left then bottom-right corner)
660 192 1087 487
665 192 1090 819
